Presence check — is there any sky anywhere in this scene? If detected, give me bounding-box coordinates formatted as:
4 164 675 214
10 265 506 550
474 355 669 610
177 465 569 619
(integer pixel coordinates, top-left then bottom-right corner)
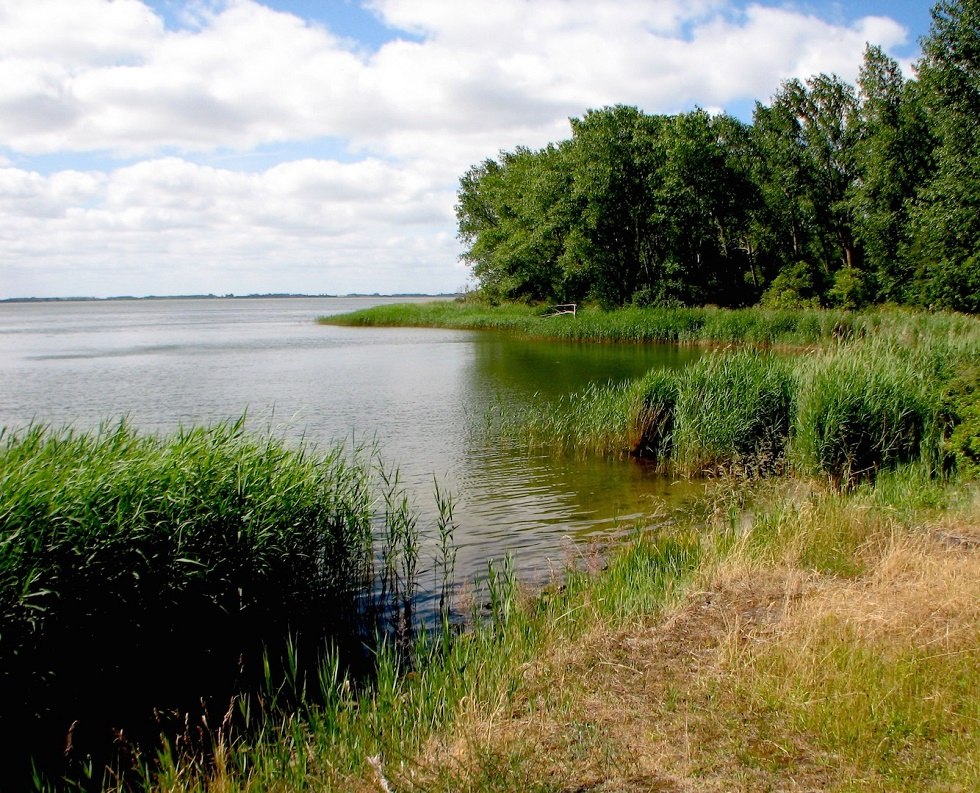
0 0 934 299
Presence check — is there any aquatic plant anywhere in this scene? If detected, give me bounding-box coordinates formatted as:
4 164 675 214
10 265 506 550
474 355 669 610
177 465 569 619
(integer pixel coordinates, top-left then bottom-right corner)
672 350 792 475
0 419 402 787
790 348 943 487
630 367 678 464
504 334 973 486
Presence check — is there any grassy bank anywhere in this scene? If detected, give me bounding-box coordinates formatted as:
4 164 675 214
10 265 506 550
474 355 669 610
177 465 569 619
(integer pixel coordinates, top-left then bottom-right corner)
132 466 978 792
401 469 980 792
123 337 977 790
174 303 979 792
321 300 979 348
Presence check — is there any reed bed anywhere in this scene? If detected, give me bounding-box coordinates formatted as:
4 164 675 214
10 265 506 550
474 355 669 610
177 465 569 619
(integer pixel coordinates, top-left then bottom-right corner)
504 337 976 486
0 420 414 789
672 350 792 475
322 301 980 349
791 348 942 486
136 307 978 791
10 305 978 790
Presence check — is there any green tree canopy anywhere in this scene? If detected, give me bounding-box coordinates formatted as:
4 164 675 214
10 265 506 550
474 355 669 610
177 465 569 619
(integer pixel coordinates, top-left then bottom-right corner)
455 0 979 314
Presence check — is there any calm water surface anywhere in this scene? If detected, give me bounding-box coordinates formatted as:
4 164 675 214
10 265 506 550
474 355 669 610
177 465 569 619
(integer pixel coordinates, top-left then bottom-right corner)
0 297 703 587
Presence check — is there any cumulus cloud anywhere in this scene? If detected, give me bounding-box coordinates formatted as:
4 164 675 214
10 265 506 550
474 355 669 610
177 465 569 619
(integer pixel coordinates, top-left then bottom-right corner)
0 0 911 158
0 0 915 297
0 155 461 296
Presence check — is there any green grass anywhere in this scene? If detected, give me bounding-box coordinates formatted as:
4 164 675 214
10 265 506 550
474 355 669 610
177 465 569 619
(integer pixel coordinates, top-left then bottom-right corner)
721 474 980 791
790 348 943 486
321 300 980 348
502 337 976 486
10 303 979 790
0 420 397 789
330 302 979 482
134 301 979 792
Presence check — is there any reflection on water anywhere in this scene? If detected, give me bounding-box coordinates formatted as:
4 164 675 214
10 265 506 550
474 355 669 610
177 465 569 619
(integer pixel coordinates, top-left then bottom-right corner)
0 297 703 586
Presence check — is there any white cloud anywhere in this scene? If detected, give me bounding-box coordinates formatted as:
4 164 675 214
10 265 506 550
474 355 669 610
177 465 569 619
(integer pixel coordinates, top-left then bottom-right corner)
0 0 912 158
0 0 916 297
0 0 162 65
0 156 461 296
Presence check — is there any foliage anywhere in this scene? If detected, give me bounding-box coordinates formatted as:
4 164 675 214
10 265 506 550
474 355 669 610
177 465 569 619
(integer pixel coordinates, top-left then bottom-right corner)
455 2 980 314
324 301 980 353
136 466 980 792
672 351 793 475
943 360 980 478
790 349 941 487
827 264 870 309
760 260 821 309
907 0 980 312
0 421 390 788
486 309 979 488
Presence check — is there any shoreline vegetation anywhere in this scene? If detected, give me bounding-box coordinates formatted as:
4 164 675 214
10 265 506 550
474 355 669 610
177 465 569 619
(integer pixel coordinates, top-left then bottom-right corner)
320 299 979 348
5 302 976 790
8 1 980 784
192 302 976 792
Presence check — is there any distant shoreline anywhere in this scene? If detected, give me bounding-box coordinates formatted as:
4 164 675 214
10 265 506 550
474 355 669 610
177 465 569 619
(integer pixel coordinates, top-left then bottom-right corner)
0 292 458 304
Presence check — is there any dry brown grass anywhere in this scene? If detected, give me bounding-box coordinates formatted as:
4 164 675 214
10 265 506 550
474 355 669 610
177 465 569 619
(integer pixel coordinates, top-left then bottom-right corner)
398 482 980 793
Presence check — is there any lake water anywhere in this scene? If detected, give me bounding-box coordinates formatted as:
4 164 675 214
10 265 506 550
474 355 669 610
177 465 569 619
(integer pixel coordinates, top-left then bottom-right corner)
0 297 703 589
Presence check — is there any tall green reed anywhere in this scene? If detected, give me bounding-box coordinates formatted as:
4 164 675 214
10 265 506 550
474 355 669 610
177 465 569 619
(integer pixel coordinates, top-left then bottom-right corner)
506 337 967 486
630 368 678 465
790 347 944 487
672 350 792 475
0 419 433 789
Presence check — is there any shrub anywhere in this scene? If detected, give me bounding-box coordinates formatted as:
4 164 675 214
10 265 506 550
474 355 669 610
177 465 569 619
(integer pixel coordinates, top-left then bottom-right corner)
760 261 822 309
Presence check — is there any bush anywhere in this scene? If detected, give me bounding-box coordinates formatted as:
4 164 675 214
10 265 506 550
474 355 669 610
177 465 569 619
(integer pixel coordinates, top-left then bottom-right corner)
760 261 822 309
828 265 870 309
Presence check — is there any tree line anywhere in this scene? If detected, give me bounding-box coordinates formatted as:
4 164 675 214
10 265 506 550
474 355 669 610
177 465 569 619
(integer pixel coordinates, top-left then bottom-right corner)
456 0 980 313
